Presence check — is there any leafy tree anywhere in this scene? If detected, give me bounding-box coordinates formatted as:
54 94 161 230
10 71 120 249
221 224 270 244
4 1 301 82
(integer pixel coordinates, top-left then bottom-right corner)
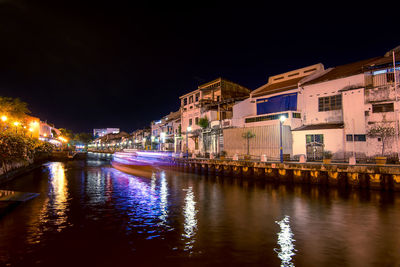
198 117 209 129
73 132 93 144
368 125 397 156
0 97 30 120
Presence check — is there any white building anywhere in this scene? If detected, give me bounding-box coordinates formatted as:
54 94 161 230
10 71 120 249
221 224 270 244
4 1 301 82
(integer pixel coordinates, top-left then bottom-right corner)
179 77 250 156
227 64 324 159
151 111 180 151
93 128 120 138
293 49 400 161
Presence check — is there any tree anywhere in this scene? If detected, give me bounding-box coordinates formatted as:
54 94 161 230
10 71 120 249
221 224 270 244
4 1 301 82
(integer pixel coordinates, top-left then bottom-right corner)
198 117 209 129
367 125 396 156
0 97 30 120
242 131 256 156
198 117 210 155
74 132 93 144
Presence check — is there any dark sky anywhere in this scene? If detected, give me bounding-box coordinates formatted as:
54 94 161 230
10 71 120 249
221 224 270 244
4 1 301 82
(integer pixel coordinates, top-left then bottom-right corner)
0 0 398 133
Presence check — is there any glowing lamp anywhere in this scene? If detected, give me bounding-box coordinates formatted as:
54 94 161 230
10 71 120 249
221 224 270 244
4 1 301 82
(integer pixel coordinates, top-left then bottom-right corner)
13 121 20 126
280 115 287 123
1 115 7 122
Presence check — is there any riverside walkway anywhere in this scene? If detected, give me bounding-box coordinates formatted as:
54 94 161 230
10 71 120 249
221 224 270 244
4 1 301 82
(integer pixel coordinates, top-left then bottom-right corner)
170 157 400 191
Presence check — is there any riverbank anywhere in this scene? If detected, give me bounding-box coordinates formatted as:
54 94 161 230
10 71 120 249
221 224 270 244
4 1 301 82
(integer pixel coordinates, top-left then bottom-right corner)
170 157 400 191
0 152 87 185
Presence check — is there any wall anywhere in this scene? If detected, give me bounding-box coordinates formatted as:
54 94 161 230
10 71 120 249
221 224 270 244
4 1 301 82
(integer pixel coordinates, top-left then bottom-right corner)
342 88 368 158
232 98 256 127
292 128 345 159
300 74 364 125
223 125 292 159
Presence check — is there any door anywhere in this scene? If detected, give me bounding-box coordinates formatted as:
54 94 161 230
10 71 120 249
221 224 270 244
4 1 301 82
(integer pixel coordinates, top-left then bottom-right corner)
306 134 324 161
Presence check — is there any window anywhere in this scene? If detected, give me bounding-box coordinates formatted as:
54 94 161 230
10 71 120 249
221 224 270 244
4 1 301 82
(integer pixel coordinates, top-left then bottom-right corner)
195 117 199 125
195 93 200 102
245 113 288 123
354 135 366 141
189 119 192 126
318 95 342 111
372 103 394 113
216 96 220 102
292 113 301 118
306 134 324 144
346 134 366 142
183 98 187 106
189 96 194 104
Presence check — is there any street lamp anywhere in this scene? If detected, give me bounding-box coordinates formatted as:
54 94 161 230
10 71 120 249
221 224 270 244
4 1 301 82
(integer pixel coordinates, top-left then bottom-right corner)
186 126 192 158
279 115 287 163
1 115 7 122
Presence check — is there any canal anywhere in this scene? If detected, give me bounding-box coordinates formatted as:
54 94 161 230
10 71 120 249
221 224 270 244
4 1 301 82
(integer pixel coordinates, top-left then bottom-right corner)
1 154 400 266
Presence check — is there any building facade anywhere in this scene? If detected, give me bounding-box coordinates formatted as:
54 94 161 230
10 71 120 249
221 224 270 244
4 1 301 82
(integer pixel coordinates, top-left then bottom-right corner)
179 77 250 156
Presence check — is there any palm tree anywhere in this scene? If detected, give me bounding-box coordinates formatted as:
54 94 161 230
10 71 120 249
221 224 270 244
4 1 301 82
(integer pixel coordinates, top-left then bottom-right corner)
242 131 256 156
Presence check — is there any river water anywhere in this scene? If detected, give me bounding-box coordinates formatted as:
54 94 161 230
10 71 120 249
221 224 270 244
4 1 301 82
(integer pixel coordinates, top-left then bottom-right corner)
1 154 400 266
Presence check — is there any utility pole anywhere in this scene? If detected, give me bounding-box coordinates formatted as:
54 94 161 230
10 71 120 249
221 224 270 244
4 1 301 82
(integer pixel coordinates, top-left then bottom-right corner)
393 51 400 162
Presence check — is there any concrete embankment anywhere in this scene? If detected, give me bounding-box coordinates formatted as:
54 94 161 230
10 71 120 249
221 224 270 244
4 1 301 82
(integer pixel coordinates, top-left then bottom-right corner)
170 158 400 191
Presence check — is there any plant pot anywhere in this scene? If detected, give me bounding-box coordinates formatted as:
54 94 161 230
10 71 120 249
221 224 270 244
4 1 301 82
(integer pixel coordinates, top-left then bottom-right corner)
375 156 387 165
323 158 331 164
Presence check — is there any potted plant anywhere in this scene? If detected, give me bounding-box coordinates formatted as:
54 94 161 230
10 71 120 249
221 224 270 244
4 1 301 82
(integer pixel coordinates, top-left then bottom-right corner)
323 150 333 164
367 124 396 165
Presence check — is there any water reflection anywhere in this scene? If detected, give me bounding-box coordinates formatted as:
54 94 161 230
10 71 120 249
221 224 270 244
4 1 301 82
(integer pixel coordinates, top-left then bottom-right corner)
27 162 70 244
159 172 168 227
275 216 296 267
182 186 198 252
107 169 171 239
46 162 69 230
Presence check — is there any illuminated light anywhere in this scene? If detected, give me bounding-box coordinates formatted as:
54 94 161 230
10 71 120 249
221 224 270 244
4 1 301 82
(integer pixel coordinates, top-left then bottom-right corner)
159 172 168 226
187 126 192 132
182 186 198 252
58 136 68 143
274 216 296 266
1 115 7 122
44 133 47 137
280 115 287 123
13 121 20 126
29 128 33 132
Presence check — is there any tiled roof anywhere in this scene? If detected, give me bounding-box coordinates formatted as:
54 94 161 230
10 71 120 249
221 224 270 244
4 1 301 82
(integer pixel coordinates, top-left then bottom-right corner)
251 76 304 97
292 123 344 131
301 57 379 86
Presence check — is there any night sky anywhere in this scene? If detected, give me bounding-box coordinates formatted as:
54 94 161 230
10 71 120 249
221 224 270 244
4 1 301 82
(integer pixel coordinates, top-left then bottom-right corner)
0 0 398 133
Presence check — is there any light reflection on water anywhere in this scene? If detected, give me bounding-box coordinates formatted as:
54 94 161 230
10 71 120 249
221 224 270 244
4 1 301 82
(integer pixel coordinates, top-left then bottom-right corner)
105 168 172 240
275 216 296 267
3 156 400 266
182 186 198 252
27 162 70 245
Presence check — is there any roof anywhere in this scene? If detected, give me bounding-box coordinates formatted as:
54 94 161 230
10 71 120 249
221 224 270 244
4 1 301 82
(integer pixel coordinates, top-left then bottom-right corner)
251 76 304 97
301 57 380 86
292 123 344 131
364 51 400 71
